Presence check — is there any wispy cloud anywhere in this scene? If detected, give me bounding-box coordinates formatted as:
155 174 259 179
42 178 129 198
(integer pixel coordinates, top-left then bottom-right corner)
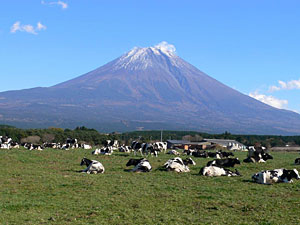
10 21 47 35
269 79 300 92
249 91 288 109
41 0 68 9
154 41 176 54
37 22 47 31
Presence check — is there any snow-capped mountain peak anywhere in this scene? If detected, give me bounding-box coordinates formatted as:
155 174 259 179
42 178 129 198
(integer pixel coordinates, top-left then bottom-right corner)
114 41 178 70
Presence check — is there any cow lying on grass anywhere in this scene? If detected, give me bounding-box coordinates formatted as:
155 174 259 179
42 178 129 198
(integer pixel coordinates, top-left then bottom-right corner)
167 150 180 155
126 158 152 172
199 165 241 177
92 146 113 155
23 143 44 151
243 146 273 163
206 158 240 167
252 168 300 184
119 145 132 153
163 157 196 173
192 150 234 159
80 158 105 174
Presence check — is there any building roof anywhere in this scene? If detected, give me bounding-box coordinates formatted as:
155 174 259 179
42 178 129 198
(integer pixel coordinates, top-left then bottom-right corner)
167 140 211 145
167 139 246 147
204 139 246 147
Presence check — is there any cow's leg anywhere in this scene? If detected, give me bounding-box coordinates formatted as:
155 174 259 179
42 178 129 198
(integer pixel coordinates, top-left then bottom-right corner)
262 173 267 184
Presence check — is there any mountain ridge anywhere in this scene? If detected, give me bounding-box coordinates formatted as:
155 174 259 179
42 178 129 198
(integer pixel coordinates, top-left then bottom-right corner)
0 42 300 135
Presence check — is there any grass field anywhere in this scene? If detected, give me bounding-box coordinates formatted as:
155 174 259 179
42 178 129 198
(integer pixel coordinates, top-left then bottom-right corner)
1 149 300 225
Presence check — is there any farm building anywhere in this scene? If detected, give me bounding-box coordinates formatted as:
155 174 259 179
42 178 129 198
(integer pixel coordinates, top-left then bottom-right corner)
167 140 212 150
167 139 246 151
204 139 246 151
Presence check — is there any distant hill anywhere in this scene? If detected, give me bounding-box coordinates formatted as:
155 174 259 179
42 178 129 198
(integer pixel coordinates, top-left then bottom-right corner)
1 43 300 134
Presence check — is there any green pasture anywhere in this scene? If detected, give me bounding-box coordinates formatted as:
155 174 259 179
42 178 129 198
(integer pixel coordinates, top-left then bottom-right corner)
1 149 300 225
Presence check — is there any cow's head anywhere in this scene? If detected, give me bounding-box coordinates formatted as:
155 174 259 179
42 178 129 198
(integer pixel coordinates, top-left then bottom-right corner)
262 153 273 161
234 169 241 176
295 158 300 165
185 157 196 166
292 169 300 180
80 157 90 166
282 169 300 181
234 158 241 164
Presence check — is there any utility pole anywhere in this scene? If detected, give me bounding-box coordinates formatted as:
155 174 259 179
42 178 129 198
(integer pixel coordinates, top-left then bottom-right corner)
161 130 163 142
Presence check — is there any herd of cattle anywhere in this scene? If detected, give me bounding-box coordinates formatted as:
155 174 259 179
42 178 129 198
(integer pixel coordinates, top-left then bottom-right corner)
81 142 300 185
2 135 300 185
0 136 93 151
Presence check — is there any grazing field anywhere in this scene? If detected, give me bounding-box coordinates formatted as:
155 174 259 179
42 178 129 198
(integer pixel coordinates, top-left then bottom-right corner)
1 149 300 225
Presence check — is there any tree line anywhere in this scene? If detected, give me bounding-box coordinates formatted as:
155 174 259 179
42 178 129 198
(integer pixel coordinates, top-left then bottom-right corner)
1 125 300 147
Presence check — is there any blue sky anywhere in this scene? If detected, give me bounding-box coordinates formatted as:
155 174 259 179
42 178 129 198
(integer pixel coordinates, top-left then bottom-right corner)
1 0 300 112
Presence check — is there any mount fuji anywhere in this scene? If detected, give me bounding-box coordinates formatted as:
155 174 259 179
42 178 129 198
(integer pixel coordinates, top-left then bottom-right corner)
1 42 300 134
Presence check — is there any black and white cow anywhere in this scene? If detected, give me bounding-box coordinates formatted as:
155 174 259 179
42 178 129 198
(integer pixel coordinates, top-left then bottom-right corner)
92 146 113 155
192 150 208 158
167 150 180 155
208 152 222 159
131 141 143 155
163 157 196 173
23 143 44 151
295 158 300 165
61 144 71 150
81 144 92 150
252 168 300 184
218 150 234 158
206 158 240 167
43 143 60 149
10 141 20 149
131 141 158 156
153 142 167 153
192 150 234 159
103 140 119 148
64 138 79 149
183 149 195 156
0 136 12 144
142 143 158 157
118 145 132 153
126 158 152 172
199 165 241 177
61 138 79 150
80 158 105 174
0 136 12 149
243 146 273 163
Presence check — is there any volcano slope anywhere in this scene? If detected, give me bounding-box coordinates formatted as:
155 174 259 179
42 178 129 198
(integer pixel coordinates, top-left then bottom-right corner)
1 43 300 134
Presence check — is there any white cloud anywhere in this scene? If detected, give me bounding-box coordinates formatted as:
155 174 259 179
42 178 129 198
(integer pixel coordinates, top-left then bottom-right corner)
269 79 300 92
22 24 37 34
10 21 21 33
57 1 68 9
269 85 281 92
249 91 288 109
154 41 176 54
37 22 47 31
10 21 46 35
41 0 68 9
